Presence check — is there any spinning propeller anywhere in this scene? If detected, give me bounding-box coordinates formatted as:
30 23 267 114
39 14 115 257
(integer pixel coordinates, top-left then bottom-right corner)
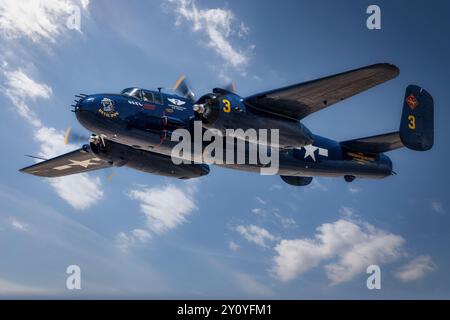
173 75 236 118
64 127 116 182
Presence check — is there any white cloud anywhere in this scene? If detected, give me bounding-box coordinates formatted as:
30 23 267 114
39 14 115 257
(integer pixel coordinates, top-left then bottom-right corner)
48 175 103 211
232 272 273 297
273 212 297 229
228 240 240 252
118 183 197 251
236 224 275 249
255 196 267 205
431 200 444 214
9 217 29 232
0 0 89 43
132 228 152 243
116 229 152 252
3 69 52 100
1 68 51 128
349 186 360 194
167 0 250 68
339 206 355 218
128 184 197 235
251 208 265 216
0 3 101 212
33 125 104 211
270 184 283 191
272 219 405 284
309 179 328 191
394 255 436 283
2 67 103 211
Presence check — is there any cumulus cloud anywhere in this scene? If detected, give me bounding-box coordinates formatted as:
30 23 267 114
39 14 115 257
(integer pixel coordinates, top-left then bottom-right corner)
236 224 275 249
0 0 89 43
1 66 103 211
167 0 251 68
118 183 198 250
48 175 103 211
272 219 405 284
128 184 197 235
394 255 436 283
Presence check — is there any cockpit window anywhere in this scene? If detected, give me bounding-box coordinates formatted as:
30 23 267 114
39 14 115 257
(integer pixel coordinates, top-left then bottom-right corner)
121 88 162 104
121 88 142 100
153 92 163 104
142 90 154 103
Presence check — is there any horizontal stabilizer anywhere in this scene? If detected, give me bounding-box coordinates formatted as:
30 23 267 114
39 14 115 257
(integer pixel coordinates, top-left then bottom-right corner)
341 132 403 154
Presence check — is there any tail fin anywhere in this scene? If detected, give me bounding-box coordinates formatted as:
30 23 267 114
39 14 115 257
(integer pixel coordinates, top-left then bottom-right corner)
341 85 434 154
400 85 434 151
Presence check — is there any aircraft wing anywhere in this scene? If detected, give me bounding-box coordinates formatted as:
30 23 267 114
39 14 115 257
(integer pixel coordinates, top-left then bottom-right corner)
244 63 400 120
19 145 111 177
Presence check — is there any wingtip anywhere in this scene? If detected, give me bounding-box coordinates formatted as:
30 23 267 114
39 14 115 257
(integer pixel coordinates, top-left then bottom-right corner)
374 63 400 77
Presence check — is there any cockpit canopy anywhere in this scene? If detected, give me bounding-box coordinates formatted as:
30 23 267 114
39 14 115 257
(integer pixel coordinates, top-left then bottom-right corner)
121 87 163 104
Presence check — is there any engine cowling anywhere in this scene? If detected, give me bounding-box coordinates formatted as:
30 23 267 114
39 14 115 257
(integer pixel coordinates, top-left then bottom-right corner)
194 89 313 148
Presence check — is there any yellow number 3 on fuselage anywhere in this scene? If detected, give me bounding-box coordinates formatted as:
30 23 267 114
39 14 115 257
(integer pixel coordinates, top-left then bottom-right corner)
222 99 231 113
408 115 416 130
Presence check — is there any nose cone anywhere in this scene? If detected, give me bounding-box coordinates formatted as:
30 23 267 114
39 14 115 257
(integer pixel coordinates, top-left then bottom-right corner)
74 95 99 132
75 95 95 113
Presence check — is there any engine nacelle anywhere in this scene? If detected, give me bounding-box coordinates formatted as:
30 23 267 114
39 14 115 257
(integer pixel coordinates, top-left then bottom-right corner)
195 89 313 148
90 138 209 179
280 175 313 186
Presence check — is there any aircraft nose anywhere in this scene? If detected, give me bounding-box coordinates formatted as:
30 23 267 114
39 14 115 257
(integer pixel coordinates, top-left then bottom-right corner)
74 94 95 113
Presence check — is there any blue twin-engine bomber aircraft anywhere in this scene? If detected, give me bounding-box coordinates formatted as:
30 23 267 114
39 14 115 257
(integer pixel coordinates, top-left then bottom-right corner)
20 63 434 186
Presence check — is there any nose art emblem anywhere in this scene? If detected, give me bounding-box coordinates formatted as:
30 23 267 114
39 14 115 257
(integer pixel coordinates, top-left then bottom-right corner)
99 98 119 118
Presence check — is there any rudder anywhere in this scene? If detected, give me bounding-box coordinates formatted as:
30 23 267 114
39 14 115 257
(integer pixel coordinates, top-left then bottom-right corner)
400 85 434 151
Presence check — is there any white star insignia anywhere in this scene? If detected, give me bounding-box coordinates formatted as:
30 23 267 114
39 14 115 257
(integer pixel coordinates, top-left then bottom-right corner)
68 159 99 168
303 144 318 161
301 145 329 162
54 158 101 171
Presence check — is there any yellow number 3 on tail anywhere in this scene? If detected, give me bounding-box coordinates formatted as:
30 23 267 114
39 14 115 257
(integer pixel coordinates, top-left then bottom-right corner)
408 115 416 129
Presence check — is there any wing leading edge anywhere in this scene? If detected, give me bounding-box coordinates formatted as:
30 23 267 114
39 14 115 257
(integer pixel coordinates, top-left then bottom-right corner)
244 63 400 120
20 146 112 177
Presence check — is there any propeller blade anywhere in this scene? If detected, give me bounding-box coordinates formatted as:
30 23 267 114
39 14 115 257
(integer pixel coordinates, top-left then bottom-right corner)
173 75 195 102
224 82 237 93
64 127 90 145
104 167 116 182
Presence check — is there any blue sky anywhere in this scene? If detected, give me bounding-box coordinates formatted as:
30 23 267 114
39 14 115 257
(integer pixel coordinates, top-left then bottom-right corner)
0 0 449 299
